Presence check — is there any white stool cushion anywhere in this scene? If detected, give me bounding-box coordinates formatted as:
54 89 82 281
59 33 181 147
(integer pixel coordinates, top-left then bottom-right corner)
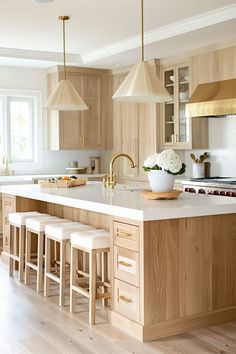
45 222 94 240
26 216 70 233
8 212 45 226
70 229 110 250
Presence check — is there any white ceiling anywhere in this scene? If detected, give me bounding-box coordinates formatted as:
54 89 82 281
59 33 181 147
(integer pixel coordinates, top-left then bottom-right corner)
0 0 236 69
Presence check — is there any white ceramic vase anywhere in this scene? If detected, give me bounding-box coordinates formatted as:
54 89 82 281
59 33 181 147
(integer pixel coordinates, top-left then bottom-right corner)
148 170 175 192
192 162 205 178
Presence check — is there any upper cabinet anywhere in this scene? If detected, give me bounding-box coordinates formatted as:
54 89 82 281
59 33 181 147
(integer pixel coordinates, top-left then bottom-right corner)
47 66 113 150
160 61 208 150
112 65 160 182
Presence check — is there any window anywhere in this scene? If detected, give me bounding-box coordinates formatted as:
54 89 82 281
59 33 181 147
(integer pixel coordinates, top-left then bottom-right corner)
0 89 42 169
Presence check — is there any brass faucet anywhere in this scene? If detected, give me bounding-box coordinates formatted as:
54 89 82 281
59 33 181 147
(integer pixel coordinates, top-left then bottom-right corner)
103 153 136 188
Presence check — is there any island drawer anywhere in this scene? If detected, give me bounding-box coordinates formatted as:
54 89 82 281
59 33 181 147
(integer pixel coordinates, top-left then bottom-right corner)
114 278 140 323
3 195 15 211
113 221 140 251
114 245 140 287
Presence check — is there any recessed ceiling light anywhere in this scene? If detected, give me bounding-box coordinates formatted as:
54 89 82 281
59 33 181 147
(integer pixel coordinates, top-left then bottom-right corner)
32 0 55 3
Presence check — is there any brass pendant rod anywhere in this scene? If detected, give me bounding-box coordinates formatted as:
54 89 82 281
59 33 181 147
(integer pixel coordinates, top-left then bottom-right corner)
59 16 70 80
141 0 144 62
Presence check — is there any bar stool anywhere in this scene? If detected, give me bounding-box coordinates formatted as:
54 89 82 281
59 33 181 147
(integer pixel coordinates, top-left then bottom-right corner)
8 211 44 281
25 215 69 292
70 229 111 324
44 222 94 306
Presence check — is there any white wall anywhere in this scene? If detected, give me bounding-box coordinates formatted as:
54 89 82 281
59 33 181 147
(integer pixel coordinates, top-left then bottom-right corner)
184 117 236 177
0 66 99 174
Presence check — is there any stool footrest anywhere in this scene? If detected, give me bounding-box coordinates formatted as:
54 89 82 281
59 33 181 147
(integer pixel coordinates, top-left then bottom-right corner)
76 269 89 278
8 254 20 261
25 261 38 271
45 272 60 284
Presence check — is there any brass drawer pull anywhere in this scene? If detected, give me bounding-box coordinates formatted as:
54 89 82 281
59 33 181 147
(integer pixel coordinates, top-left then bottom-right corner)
119 295 132 304
118 260 132 268
117 231 132 238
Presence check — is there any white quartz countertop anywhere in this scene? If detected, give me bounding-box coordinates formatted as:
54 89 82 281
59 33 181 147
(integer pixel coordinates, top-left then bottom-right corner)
1 182 236 221
0 174 105 185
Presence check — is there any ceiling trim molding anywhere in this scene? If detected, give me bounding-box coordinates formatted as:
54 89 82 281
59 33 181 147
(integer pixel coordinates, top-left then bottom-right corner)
0 47 81 65
81 3 236 63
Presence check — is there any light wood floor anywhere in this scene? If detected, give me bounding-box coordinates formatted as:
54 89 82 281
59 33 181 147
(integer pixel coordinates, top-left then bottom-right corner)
1 260 236 354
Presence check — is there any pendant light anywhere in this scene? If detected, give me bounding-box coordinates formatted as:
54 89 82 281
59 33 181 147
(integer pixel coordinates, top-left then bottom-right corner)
46 16 88 111
112 0 172 103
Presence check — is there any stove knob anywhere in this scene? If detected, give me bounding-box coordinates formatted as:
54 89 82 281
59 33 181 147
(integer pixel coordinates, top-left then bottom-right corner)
220 191 226 196
226 191 232 197
185 187 189 192
231 192 236 197
208 191 214 195
214 190 220 195
198 189 206 194
189 188 196 193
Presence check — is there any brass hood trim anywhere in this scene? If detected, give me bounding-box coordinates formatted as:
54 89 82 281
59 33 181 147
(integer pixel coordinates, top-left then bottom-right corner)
186 78 236 117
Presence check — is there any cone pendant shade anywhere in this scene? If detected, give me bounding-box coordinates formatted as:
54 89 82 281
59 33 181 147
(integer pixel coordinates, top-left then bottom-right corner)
46 16 88 111
47 80 88 111
112 61 172 103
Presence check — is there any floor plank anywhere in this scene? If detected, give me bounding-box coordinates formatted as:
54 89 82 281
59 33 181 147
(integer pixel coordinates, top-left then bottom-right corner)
1 258 236 354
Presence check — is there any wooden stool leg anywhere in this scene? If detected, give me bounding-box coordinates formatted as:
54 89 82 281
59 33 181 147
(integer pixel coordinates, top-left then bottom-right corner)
13 226 17 271
89 250 97 325
37 232 44 293
70 245 77 313
25 229 31 285
19 226 25 282
101 252 109 307
44 236 51 297
9 224 14 277
59 240 66 307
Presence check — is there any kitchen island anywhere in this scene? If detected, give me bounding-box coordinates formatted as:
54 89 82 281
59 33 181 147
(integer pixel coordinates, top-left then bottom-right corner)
1 182 236 342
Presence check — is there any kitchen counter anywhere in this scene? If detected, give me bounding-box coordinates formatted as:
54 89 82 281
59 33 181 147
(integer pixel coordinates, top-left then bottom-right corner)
2 182 236 342
0 173 105 185
1 182 236 221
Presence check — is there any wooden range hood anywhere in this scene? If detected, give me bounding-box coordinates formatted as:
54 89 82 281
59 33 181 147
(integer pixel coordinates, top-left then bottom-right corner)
186 78 236 117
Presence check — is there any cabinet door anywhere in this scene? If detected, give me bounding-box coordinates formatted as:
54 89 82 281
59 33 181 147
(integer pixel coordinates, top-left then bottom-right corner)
81 76 102 148
138 103 158 180
162 67 175 145
161 64 191 149
59 112 83 149
120 102 139 179
177 65 190 145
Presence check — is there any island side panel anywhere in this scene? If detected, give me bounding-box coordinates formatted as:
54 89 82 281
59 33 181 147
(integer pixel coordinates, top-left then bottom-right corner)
179 216 213 317
143 214 236 341
143 219 180 323
212 214 236 310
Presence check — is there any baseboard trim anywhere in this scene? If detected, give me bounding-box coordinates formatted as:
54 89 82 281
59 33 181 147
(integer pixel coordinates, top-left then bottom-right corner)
111 307 236 342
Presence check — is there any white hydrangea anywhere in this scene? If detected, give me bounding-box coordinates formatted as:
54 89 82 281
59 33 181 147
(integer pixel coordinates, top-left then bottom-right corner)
143 153 160 169
158 149 182 174
143 149 184 174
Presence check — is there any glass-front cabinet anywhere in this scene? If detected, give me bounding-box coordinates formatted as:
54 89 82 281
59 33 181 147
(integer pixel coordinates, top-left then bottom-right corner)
161 63 190 149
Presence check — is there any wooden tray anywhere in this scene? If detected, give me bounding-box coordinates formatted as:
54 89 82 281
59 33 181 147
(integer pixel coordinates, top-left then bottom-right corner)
142 189 182 200
38 178 87 188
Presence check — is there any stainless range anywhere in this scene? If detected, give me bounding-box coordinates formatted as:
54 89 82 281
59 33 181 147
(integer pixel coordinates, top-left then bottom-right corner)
182 177 236 197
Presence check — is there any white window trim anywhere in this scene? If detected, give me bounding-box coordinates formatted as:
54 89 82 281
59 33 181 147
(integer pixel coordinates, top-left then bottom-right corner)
0 88 43 172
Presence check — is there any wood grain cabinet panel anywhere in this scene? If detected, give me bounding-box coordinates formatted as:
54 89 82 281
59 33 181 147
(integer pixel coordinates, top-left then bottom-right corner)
113 221 140 251
114 278 140 323
47 66 112 150
114 245 140 287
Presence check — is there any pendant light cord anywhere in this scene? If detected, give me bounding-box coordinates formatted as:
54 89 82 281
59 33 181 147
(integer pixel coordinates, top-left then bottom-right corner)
59 16 69 80
141 0 144 62
62 18 66 80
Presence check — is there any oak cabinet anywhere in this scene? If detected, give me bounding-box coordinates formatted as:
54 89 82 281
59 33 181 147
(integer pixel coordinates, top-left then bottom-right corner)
113 66 160 182
161 62 208 150
47 66 112 150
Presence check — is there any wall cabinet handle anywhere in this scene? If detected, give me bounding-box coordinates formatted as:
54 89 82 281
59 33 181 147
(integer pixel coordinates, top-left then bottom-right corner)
119 295 132 304
118 260 132 268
